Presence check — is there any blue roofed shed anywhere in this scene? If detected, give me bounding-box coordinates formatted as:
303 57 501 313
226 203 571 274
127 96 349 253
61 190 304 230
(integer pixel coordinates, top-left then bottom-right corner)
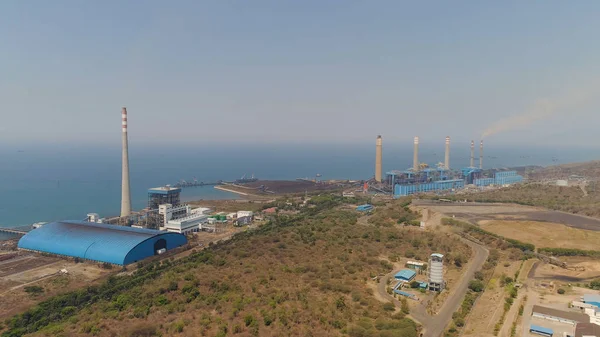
394 269 417 282
583 294 600 308
529 324 553 336
356 204 373 212
18 221 188 265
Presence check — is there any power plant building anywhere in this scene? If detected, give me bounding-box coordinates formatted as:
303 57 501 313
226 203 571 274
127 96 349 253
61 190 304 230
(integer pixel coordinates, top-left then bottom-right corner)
148 186 182 210
17 221 188 265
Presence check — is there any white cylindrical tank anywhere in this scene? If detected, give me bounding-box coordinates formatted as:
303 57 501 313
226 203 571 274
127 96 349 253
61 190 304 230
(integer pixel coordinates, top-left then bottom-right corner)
428 253 444 284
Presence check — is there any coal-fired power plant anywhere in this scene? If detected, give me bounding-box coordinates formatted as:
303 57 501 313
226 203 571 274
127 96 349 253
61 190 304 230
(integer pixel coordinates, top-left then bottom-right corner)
120 107 132 217
413 136 419 172
444 136 450 170
375 135 383 182
373 135 523 197
479 140 484 169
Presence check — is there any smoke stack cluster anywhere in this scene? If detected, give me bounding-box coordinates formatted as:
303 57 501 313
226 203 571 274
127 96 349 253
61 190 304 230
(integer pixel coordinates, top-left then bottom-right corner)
413 136 419 172
444 136 450 170
479 140 484 169
121 107 132 217
375 135 383 182
470 140 475 168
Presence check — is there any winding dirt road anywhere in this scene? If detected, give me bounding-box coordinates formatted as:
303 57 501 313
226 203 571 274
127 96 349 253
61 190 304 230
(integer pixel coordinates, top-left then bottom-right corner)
378 238 488 337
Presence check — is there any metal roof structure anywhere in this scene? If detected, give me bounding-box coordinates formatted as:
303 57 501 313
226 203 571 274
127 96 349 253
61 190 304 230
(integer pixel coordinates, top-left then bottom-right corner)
394 269 417 281
18 221 187 265
431 253 444 258
532 305 590 323
530 324 553 335
575 322 600 337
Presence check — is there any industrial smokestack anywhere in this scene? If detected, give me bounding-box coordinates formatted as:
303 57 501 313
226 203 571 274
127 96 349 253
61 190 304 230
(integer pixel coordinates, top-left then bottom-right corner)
470 140 475 168
375 135 383 182
413 136 419 172
479 140 484 169
444 136 450 170
120 107 132 217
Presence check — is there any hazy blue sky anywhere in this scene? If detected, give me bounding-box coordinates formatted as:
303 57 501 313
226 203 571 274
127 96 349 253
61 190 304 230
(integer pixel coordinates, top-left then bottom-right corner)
2 1 600 147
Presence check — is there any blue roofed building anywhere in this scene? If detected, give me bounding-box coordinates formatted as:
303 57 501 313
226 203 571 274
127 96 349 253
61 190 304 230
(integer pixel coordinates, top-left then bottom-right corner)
394 269 417 282
356 204 373 212
530 324 553 336
583 294 600 308
18 221 188 265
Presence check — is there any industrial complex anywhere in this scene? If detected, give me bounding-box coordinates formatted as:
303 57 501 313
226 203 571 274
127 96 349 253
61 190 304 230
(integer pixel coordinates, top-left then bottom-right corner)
372 135 524 197
17 221 188 265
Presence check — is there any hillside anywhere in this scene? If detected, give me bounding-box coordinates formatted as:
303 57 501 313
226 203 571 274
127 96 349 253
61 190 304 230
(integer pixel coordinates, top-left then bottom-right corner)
440 182 600 218
1 196 471 337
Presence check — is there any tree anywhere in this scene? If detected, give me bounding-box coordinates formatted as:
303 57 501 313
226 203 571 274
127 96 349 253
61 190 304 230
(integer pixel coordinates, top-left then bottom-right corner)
557 288 566 294
474 271 484 281
401 298 410 314
468 280 484 292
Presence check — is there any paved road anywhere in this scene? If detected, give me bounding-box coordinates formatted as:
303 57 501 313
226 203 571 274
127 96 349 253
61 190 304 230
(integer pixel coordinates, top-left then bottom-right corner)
378 238 489 337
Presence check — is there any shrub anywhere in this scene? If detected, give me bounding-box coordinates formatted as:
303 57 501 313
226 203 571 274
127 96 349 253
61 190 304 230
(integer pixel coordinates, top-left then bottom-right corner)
468 280 484 292
557 288 565 294
24 286 44 296
383 302 396 311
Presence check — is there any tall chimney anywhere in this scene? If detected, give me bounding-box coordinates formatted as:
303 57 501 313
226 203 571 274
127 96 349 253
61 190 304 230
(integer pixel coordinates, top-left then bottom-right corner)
444 136 450 170
413 136 419 172
375 135 383 182
120 107 132 217
470 140 475 167
479 140 484 169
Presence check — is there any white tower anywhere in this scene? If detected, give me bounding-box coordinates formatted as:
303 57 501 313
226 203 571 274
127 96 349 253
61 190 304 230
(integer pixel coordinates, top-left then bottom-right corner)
444 136 450 170
413 136 419 172
375 135 383 182
120 107 132 217
428 253 445 291
470 140 475 168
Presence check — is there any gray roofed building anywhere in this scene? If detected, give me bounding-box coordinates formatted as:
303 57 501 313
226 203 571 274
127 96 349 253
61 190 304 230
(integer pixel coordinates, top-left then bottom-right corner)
575 322 600 337
532 305 590 325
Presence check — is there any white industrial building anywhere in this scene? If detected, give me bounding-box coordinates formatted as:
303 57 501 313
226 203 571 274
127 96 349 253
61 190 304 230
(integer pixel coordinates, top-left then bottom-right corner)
226 213 237 220
237 211 253 219
162 213 210 234
531 305 589 326
428 253 445 292
158 204 191 226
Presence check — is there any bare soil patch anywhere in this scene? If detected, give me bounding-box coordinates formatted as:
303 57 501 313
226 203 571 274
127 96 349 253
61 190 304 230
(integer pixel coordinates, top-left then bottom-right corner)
479 220 600 250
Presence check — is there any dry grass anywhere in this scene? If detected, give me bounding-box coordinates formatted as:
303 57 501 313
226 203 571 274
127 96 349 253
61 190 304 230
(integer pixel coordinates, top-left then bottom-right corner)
479 220 600 250
8 198 472 337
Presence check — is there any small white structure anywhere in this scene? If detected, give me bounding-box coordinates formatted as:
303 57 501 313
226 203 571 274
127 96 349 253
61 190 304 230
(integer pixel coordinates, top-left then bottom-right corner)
158 204 191 226
32 222 48 229
86 213 100 223
163 213 209 234
556 180 568 187
191 207 212 215
226 212 237 220
342 192 355 197
428 253 445 292
237 211 253 219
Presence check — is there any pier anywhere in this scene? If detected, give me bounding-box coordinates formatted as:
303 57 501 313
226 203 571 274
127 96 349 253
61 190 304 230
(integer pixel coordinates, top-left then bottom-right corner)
0 228 29 236
173 181 226 188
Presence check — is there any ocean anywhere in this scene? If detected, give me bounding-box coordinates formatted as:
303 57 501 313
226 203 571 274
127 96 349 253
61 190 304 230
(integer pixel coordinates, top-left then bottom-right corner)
0 142 597 240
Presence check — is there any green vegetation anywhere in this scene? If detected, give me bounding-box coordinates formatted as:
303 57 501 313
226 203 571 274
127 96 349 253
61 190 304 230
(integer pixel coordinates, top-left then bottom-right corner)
493 276 518 336
557 288 565 294
23 286 44 296
368 197 419 226
539 247 600 257
1 195 471 337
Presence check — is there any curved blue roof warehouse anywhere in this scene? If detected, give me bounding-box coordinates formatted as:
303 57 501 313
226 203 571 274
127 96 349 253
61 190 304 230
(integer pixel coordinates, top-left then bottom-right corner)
18 221 187 265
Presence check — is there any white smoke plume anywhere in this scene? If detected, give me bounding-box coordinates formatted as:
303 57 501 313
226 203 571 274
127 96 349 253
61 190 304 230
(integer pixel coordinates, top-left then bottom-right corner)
481 85 596 139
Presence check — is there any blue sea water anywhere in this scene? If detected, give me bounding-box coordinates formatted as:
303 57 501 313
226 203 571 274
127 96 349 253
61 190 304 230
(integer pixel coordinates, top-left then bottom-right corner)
0 142 598 239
